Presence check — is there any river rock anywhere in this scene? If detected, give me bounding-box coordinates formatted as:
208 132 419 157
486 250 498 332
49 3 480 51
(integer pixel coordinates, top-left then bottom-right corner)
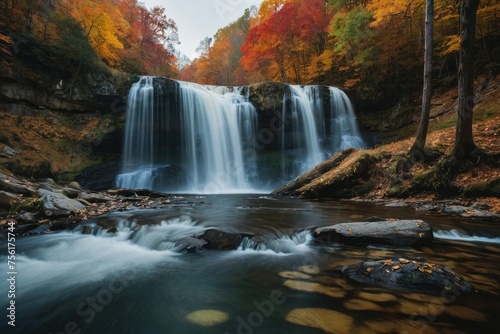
185 310 229 327
78 192 114 204
176 237 208 253
312 220 433 247
76 161 121 190
16 211 39 224
1 146 19 158
286 308 354 334
37 189 86 217
341 258 474 296
197 229 249 250
0 172 37 195
0 190 20 208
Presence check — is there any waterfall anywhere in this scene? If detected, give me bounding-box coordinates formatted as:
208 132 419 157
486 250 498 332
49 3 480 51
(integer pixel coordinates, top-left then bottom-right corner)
283 85 323 177
177 82 253 193
327 87 366 153
116 77 365 194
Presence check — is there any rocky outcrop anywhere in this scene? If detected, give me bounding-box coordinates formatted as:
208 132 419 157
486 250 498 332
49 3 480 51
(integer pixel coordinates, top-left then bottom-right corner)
248 82 288 112
76 161 122 191
0 30 130 180
313 220 433 247
341 258 474 296
273 149 375 198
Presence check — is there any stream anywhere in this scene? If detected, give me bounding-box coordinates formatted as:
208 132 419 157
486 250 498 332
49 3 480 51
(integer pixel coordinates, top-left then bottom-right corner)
1 195 499 333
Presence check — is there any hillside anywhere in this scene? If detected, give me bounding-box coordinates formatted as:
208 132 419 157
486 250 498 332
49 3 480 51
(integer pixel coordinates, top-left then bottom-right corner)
275 73 500 215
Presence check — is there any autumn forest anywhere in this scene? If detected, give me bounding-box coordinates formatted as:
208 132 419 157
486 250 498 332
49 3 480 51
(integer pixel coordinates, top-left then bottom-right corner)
1 0 498 105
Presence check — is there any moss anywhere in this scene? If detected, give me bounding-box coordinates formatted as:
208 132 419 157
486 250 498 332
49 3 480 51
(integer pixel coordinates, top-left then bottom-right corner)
428 113 457 132
463 178 500 198
409 156 464 196
387 187 402 197
10 198 42 214
57 172 79 183
352 181 375 196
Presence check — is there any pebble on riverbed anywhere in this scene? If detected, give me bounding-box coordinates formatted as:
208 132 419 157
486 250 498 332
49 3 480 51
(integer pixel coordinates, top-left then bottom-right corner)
185 309 229 327
286 308 354 334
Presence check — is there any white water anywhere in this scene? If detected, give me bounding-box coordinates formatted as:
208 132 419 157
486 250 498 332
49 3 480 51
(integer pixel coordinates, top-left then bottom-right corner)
178 82 251 193
327 87 366 152
286 86 323 176
435 229 500 244
237 230 313 254
116 77 365 194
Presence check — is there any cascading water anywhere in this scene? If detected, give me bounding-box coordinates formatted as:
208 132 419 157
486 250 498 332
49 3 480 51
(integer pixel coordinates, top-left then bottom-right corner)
278 86 324 177
177 82 251 193
116 77 365 193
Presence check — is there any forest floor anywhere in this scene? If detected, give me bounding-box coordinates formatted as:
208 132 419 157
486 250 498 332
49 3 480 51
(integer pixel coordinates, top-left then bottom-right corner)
275 72 499 219
352 72 500 214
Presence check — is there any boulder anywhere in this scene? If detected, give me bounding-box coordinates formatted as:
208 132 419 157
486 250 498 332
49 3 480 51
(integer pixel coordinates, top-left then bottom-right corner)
37 189 86 217
78 192 114 204
197 229 249 250
16 211 39 224
76 161 121 191
341 258 474 296
1 146 19 158
0 190 20 208
312 220 433 247
273 150 375 199
0 172 37 196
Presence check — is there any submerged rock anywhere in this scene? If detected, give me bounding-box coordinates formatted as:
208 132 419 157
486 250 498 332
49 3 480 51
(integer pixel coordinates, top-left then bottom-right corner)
286 308 354 334
313 220 433 247
197 229 250 250
341 258 474 295
185 309 229 327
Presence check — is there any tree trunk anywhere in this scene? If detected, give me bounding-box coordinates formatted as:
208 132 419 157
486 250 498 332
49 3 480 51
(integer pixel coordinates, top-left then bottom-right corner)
454 0 480 158
410 0 434 162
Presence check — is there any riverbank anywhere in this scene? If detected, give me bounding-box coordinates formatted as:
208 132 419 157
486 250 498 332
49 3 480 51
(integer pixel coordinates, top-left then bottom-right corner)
1 72 499 234
274 73 500 219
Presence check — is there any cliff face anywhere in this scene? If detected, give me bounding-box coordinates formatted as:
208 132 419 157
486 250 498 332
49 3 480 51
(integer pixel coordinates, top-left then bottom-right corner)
0 34 130 180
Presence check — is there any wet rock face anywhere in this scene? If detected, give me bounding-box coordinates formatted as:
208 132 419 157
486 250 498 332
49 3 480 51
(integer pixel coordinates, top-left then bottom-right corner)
313 220 433 247
341 259 474 296
248 82 288 112
76 161 121 191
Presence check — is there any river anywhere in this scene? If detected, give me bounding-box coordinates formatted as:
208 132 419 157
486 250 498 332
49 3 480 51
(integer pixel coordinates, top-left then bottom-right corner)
1 195 499 333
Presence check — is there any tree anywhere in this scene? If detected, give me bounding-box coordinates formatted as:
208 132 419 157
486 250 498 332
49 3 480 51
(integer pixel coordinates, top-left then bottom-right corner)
410 0 434 160
61 0 129 66
454 0 480 158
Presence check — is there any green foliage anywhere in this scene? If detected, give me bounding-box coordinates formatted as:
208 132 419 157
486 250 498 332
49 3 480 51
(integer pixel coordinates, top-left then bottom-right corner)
52 15 100 68
330 7 373 55
463 178 500 198
10 198 42 214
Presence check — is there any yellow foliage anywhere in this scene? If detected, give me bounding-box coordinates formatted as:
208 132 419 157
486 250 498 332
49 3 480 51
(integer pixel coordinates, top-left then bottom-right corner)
0 33 13 56
440 34 460 56
368 0 424 27
61 0 130 65
344 78 361 88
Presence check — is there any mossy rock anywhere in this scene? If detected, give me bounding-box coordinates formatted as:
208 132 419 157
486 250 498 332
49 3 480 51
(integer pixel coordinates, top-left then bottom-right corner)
463 178 500 198
249 82 288 111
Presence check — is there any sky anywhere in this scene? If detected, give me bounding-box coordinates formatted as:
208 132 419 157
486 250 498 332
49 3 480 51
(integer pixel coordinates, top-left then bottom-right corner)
142 0 263 60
